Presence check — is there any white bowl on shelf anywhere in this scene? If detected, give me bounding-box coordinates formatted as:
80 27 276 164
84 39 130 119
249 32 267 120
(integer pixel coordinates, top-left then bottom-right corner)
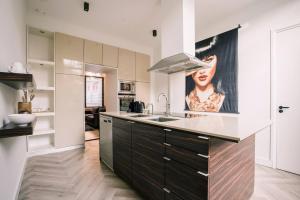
8 114 36 126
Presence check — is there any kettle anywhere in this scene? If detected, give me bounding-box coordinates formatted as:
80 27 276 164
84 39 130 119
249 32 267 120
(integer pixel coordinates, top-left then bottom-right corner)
128 101 145 113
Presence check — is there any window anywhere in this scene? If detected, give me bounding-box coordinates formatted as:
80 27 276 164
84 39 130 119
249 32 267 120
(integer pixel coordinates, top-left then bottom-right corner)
85 76 104 107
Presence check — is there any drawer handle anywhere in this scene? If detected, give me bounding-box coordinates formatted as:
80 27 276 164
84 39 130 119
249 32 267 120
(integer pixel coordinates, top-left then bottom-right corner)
127 121 135 124
197 153 210 159
197 171 209 177
197 136 209 140
163 156 171 161
163 142 172 146
164 129 172 132
163 187 170 193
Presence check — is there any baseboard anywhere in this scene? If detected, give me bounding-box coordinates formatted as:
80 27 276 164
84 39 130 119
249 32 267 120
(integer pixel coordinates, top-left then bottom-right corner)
255 157 273 168
14 155 28 200
27 144 85 157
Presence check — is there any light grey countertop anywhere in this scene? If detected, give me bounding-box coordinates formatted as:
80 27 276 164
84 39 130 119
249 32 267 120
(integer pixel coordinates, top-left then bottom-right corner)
100 111 271 142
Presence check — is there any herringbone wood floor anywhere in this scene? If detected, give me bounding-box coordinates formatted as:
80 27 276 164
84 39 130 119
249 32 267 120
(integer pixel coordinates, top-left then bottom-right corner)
18 140 300 200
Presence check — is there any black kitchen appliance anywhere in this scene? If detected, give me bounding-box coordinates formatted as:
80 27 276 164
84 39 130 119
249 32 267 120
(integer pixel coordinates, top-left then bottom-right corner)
128 101 145 113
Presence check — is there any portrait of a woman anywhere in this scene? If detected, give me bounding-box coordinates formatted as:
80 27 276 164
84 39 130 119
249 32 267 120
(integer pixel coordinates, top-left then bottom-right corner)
185 54 225 112
185 28 238 113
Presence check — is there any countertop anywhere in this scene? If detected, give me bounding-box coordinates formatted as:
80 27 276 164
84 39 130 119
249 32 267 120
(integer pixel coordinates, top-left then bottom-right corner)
100 111 271 142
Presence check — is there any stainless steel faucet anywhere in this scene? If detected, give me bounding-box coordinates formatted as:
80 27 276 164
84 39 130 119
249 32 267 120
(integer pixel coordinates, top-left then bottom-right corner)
158 93 170 116
146 103 154 115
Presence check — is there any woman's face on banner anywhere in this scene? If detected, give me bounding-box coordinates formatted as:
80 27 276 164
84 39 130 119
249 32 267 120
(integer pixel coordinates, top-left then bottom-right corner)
192 55 217 88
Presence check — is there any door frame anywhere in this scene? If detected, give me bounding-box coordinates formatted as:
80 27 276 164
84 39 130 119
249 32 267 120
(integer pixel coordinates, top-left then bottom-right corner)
270 22 300 169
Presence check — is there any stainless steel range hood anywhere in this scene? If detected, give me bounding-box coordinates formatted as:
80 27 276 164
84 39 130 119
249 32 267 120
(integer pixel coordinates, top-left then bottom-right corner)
148 52 210 74
148 0 206 74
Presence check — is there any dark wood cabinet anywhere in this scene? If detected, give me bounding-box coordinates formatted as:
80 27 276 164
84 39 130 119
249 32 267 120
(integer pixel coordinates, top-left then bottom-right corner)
113 118 133 183
132 171 164 200
111 117 255 200
164 158 208 200
165 130 209 155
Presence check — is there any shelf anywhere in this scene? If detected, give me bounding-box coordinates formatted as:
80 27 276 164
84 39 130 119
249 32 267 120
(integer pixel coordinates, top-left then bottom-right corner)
0 72 33 89
0 122 33 138
28 59 55 66
35 87 55 91
29 144 55 152
33 112 55 117
31 129 55 136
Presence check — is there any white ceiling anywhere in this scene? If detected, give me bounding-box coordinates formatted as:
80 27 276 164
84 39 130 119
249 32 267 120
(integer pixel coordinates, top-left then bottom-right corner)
27 0 288 49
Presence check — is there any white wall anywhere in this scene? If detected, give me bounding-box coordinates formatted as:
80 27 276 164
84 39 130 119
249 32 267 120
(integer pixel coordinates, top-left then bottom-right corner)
151 0 300 167
0 0 28 199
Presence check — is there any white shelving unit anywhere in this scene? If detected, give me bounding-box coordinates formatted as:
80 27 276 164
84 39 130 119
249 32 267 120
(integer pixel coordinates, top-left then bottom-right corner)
27 26 56 153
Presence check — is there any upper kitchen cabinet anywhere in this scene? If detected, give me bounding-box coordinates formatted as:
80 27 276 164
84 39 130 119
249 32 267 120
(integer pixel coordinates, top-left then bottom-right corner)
84 40 103 65
118 48 135 81
102 44 118 68
135 52 150 82
55 32 84 75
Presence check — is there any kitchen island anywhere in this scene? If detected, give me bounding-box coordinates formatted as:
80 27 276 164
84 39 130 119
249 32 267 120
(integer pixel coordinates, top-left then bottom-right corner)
100 112 270 200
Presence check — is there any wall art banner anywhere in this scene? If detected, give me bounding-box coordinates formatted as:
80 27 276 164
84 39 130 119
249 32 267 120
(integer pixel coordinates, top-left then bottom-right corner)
185 28 238 113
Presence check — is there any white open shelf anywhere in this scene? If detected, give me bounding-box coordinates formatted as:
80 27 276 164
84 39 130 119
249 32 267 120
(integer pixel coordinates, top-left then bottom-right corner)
27 25 56 154
33 112 55 117
28 134 55 152
32 129 55 136
27 27 54 62
35 87 55 91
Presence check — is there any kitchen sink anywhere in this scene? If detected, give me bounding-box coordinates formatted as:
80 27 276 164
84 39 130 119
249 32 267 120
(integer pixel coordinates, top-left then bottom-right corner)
148 117 179 122
130 114 151 118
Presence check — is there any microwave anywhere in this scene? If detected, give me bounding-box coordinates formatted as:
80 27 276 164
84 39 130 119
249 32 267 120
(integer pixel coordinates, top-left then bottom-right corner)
118 80 135 94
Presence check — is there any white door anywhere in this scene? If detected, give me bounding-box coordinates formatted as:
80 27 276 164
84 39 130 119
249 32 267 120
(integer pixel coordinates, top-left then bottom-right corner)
275 24 300 175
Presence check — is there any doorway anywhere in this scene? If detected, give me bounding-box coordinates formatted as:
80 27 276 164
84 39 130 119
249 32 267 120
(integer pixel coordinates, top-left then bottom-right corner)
272 23 300 175
84 64 118 142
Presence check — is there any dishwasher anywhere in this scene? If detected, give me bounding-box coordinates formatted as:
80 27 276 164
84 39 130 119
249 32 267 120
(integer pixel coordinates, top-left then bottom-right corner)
99 115 113 170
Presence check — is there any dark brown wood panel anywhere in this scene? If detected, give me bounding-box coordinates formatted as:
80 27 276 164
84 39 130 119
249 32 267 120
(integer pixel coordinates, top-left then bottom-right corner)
113 126 131 145
165 144 208 173
165 192 184 200
165 158 208 200
132 171 164 200
132 148 164 187
132 134 164 155
0 72 33 89
0 122 33 138
208 135 255 200
166 130 209 155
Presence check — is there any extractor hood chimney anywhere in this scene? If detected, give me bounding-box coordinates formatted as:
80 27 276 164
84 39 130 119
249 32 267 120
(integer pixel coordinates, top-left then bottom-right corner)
148 0 209 74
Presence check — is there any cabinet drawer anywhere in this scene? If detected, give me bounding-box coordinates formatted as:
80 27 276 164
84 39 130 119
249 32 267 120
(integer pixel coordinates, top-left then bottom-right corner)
132 122 164 138
132 171 164 200
113 126 131 145
132 149 164 187
113 118 132 129
132 135 164 155
114 157 131 183
165 144 208 173
166 130 209 155
165 158 208 200
165 191 184 200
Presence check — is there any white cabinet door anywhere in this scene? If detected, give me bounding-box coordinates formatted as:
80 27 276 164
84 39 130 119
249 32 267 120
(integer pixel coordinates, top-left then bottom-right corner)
135 82 150 104
55 32 84 75
55 74 84 148
135 52 150 82
118 48 135 81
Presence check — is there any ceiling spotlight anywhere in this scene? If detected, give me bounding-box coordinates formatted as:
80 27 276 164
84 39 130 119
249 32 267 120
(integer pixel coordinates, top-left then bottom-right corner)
152 30 157 37
84 1 89 12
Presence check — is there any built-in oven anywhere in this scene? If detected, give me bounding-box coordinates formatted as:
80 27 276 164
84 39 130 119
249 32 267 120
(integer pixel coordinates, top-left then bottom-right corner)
119 80 135 94
119 94 135 112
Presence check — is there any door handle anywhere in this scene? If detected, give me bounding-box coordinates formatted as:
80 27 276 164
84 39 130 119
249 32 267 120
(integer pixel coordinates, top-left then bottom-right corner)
279 106 290 113
279 106 290 109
